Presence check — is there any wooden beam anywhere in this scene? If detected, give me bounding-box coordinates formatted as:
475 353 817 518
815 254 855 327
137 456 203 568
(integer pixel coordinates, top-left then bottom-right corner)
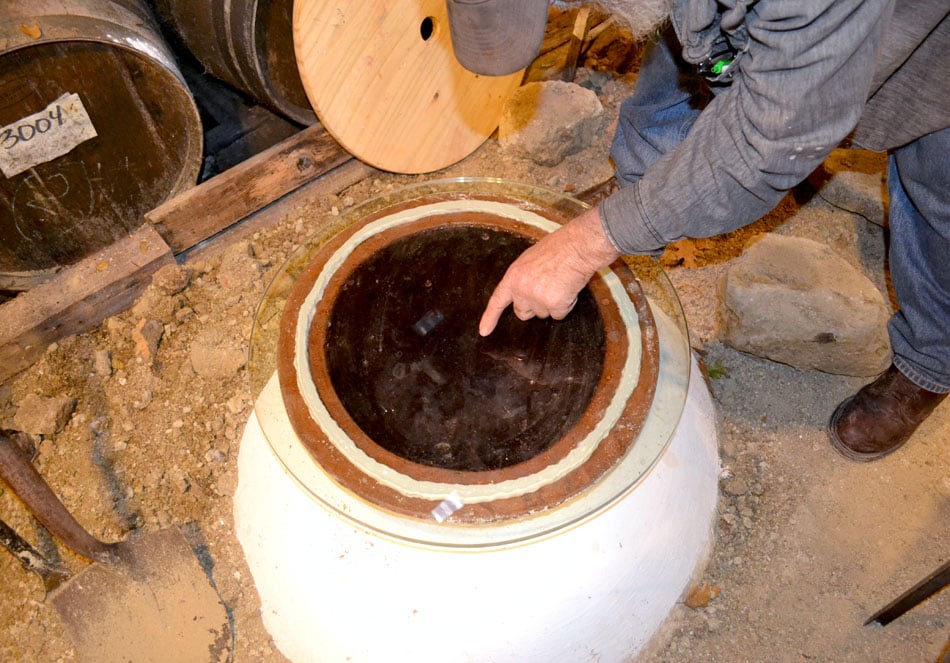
182 158 380 262
526 7 611 82
146 123 352 254
0 224 174 384
562 8 592 82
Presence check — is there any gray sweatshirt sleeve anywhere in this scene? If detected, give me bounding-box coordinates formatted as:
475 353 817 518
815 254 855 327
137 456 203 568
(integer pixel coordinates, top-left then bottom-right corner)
600 0 895 255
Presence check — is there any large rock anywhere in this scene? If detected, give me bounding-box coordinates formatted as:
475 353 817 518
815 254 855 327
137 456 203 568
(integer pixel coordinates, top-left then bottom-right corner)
498 81 606 166
719 235 891 376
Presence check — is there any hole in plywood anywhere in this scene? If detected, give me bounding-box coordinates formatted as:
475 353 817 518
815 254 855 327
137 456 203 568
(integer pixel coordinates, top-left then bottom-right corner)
420 16 434 41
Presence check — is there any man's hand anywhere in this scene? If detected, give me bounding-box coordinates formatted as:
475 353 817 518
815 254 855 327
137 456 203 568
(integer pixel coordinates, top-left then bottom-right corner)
479 206 622 336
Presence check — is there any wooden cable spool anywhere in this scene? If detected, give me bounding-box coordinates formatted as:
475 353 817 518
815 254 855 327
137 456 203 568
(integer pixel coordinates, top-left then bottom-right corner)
293 0 525 174
0 0 202 290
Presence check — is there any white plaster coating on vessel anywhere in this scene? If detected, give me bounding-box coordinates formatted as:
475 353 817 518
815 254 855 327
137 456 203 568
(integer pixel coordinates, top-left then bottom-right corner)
292 199 643 504
234 356 719 663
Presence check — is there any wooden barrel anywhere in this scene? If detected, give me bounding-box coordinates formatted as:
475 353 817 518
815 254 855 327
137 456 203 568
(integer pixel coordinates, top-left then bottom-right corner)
0 0 203 289
153 0 316 126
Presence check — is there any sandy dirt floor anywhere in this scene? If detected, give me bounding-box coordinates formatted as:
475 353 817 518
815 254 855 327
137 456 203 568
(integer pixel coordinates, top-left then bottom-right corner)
1 65 947 662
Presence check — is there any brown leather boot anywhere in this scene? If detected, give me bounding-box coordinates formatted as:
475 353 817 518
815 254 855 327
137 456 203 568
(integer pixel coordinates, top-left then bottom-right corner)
828 365 947 462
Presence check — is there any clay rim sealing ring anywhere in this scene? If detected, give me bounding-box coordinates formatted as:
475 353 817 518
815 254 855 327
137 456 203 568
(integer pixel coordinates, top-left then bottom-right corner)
277 195 660 524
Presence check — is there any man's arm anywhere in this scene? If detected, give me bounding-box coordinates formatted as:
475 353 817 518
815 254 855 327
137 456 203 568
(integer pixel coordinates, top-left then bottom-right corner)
479 0 895 334
602 0 895 252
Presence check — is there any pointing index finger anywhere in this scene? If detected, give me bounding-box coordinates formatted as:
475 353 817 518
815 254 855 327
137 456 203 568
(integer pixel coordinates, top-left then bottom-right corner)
479 284 512 336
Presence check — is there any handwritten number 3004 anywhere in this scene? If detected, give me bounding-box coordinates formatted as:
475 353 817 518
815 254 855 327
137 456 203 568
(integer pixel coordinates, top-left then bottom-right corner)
1 105 66 150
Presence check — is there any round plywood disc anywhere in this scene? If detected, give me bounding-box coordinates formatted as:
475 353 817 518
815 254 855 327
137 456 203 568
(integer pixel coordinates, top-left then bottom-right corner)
293 0 524 174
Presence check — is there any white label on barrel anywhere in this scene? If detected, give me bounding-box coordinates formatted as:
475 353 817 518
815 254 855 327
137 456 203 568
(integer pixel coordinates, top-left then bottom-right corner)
0 93 98 178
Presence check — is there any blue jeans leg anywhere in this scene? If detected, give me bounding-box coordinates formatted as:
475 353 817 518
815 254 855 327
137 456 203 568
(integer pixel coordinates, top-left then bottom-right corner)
610 29 707 185
886 127 950 393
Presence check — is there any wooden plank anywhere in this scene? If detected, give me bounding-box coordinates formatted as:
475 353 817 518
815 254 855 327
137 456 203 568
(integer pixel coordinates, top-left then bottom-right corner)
526 8 611 82
182 158 379 262
146 123 351 253
203 105 300 178
562 8 592 82
537 7 585 56
0 225 174 384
